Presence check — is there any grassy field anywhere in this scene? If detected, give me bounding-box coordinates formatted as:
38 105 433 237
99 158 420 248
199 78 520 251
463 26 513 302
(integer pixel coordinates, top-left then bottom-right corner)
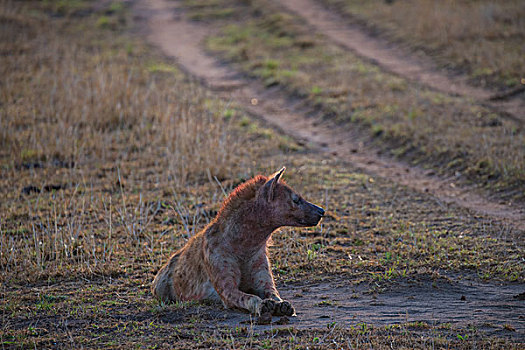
1 1 524 349
318 0 525 91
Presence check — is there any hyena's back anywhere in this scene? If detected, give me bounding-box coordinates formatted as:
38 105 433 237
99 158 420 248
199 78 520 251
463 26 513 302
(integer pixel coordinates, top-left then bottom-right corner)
151 234 219 303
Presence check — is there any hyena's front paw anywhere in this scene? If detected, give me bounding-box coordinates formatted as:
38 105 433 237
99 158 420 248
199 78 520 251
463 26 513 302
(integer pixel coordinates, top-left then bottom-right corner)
259 298 277 315
274 300 295 316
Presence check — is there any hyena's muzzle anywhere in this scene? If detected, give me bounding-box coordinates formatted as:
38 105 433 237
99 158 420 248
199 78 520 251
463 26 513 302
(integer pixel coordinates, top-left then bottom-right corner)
300 200 325 226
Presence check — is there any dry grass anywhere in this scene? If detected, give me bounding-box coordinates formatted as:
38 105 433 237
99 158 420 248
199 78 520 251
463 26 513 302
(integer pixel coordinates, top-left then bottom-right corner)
1 1 524 348
319 0 525 89
0 0 259 283
1 4 242 186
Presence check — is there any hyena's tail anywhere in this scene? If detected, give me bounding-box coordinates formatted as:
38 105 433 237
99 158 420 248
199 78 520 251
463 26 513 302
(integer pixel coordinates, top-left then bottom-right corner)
151 252 180 303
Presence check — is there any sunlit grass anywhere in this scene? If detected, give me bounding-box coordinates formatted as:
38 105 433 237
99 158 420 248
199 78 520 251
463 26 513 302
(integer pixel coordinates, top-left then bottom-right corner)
319 0 525 89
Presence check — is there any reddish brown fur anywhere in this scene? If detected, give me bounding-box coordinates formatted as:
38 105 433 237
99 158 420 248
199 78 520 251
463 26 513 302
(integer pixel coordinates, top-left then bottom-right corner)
151 167 324 316
216 175 267 220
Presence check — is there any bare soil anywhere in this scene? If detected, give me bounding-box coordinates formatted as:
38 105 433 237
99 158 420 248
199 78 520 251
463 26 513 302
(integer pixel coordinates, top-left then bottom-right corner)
198 276 525 341
280 277 525 338
131 0 525 339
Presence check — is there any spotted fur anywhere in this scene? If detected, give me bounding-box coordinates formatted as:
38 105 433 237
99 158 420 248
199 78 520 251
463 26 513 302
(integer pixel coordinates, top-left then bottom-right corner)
151 167 324 315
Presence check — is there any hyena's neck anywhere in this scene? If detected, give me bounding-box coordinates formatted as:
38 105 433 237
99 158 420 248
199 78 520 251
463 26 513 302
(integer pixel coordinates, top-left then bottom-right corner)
218 202 279 249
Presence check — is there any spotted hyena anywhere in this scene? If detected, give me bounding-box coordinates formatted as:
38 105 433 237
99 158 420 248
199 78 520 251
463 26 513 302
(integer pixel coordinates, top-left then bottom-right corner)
151 167 324 317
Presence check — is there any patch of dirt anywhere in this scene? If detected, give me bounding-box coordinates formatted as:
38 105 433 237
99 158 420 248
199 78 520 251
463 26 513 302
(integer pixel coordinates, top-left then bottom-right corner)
278 276 525 339
195 275 524 340
278 0 524 125
134 0 525 232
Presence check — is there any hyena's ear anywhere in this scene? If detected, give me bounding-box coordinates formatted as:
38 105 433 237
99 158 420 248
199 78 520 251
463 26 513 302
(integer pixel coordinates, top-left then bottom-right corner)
261 167 286 202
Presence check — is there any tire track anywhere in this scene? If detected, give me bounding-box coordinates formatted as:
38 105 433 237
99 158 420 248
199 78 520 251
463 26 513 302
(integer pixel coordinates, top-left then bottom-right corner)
278 0 524 124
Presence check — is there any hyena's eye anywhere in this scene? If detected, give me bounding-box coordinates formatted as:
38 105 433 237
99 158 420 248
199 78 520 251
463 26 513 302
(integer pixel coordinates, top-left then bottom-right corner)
291 193 300 204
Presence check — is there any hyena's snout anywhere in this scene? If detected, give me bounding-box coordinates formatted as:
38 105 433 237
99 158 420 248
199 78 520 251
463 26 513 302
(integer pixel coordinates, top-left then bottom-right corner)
302 201 325 226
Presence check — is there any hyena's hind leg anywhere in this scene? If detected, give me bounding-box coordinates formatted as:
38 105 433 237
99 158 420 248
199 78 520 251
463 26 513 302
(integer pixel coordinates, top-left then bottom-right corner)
151 252 180 303
250 253 295 316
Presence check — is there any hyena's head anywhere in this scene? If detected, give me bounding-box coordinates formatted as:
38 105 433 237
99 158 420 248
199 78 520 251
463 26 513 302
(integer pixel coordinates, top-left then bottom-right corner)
256 167 324 228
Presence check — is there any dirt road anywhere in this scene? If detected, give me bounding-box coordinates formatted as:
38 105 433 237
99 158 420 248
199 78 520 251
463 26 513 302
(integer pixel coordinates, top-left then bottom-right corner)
278 0 524 124
134 0 524 230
